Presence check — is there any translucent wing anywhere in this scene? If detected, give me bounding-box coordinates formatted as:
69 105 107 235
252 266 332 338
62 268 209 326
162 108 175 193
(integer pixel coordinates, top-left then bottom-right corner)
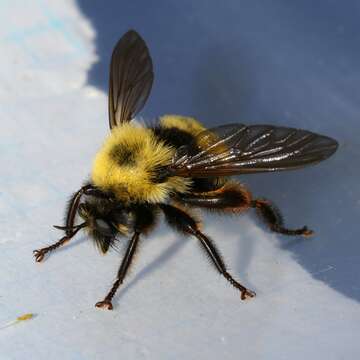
169 124 338 177
108 30 154 129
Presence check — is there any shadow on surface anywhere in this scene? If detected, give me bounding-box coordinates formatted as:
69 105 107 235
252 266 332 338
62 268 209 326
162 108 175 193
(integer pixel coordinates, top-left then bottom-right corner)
77 0 360 301
114 236 186 305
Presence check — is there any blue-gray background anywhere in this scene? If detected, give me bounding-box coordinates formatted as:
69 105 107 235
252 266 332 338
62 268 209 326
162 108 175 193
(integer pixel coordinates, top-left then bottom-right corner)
78 0 359 301
1 1 359 359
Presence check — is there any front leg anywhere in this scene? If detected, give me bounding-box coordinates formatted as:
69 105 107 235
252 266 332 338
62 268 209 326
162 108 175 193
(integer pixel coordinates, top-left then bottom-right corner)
96 204 158 310
33 184 94 262
160 203 255 300
33 223 86 262
96 232 140 310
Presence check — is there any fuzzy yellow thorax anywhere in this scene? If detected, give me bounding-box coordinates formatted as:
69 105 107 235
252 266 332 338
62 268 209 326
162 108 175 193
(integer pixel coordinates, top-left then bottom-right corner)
92 123 190 203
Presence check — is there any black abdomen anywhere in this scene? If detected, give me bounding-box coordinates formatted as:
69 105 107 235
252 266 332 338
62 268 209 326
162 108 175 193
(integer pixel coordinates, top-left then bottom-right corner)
152 125 225 193
152 126 196 148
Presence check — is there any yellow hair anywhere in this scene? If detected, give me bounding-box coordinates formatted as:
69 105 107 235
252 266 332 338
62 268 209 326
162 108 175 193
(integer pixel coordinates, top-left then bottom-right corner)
92 123 190 203
159 115 206 136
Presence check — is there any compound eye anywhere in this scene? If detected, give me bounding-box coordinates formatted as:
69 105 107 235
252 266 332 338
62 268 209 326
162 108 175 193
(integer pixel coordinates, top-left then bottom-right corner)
95 219 116 236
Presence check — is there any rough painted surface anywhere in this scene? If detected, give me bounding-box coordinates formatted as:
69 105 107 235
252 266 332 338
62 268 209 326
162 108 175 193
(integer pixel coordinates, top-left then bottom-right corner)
0 1 359 359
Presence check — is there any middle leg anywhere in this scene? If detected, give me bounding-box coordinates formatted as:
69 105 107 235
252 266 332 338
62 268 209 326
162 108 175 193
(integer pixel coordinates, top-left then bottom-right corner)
160 203 255 300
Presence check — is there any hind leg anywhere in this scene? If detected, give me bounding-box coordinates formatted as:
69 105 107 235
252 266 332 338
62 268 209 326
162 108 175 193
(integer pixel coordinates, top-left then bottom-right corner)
178 182 313 237
178 181 252 212
251 199 313 237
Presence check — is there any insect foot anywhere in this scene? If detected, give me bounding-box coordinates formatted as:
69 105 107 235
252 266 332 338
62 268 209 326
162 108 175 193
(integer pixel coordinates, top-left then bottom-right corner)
302 227 314 237
33 249 47 262
95 300 114 310
241 288 256 300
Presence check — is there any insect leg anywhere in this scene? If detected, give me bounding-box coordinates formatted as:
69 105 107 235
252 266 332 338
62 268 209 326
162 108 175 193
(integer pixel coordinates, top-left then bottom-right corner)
179 183 313 237
178 182 252 212
96 204 157 310
160 204 255 300
96 231 140 310
33 223 87 262
65 184 95 236
33 184 94 262
251 198 313 236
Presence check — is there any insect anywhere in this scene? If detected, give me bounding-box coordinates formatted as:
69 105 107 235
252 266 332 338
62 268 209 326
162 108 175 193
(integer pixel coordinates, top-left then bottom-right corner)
33 30 338 310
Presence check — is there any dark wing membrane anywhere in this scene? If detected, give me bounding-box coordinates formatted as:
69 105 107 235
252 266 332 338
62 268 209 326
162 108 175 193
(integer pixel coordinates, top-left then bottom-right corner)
169 124 338 177
109 30 154 129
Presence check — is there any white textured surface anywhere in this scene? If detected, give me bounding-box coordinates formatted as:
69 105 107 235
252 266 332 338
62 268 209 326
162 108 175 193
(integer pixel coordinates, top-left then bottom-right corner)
0 1 359 359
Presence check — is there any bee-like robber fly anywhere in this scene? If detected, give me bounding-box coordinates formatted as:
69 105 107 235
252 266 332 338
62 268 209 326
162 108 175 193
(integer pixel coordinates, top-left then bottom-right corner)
33 30 338 310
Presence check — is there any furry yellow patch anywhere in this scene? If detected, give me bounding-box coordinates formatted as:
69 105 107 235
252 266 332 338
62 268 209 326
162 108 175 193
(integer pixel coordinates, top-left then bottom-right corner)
159 115 206 136
92 123 190 203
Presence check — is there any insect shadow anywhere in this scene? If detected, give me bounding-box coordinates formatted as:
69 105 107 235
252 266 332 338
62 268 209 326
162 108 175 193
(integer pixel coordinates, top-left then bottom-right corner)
76 0 358 302
113 232 186 304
